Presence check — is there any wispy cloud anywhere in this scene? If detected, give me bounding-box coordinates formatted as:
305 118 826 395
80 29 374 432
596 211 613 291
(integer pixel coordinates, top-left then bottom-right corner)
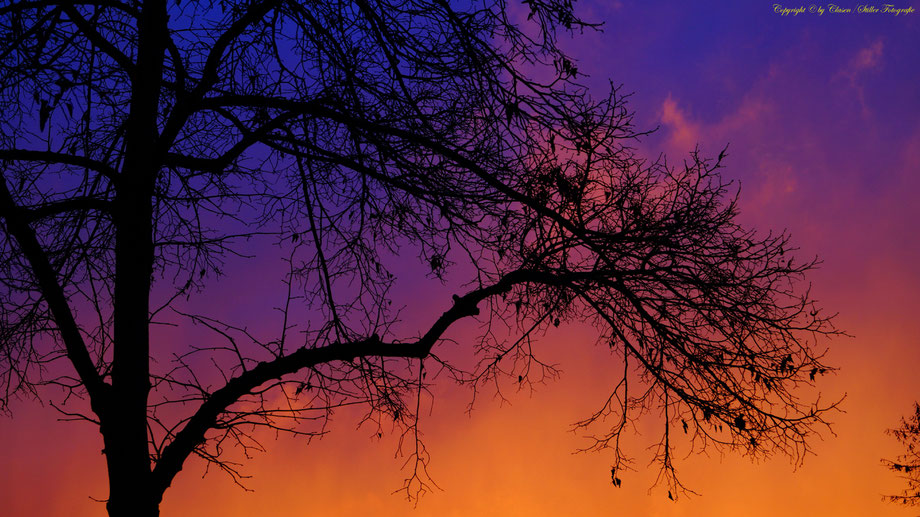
835 39 885 118
658 93 771 156
659 94 702 152
840 40 885 79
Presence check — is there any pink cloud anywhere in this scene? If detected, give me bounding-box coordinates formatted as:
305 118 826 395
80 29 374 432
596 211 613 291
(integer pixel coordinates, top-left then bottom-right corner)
659 94 701 152
835 40 885 118
658 93 771 157
842 40 885 78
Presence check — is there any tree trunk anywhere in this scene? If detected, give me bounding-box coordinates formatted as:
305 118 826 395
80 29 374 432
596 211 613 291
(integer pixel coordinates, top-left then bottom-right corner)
101 1 167 515
104 184 157 517
103 426 160 517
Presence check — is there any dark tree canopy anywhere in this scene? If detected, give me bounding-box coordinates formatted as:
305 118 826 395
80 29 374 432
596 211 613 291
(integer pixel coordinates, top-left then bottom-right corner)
0 1 839 515
885 403 920 506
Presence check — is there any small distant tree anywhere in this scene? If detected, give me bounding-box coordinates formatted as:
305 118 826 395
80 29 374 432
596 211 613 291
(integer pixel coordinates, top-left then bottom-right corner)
884 403 920 506
0 1 839 516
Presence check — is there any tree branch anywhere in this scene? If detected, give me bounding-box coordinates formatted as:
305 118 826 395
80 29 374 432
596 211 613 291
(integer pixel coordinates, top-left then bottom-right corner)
20 196 112 222
199 94 628 256
60 3 136 78
157 0 279 152
149 267 567 496
0 148 119 181
0 174 108 407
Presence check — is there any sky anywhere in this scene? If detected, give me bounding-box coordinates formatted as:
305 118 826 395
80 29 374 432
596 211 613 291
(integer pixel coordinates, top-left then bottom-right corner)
1 1 919 516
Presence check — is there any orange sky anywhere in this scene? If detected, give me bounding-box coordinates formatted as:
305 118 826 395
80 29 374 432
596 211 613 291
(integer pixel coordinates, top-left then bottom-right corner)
2 2 919 516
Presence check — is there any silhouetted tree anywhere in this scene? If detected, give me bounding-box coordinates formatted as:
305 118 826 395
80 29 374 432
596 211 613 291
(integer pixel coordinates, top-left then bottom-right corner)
884 403 920 506
0 1 839 516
